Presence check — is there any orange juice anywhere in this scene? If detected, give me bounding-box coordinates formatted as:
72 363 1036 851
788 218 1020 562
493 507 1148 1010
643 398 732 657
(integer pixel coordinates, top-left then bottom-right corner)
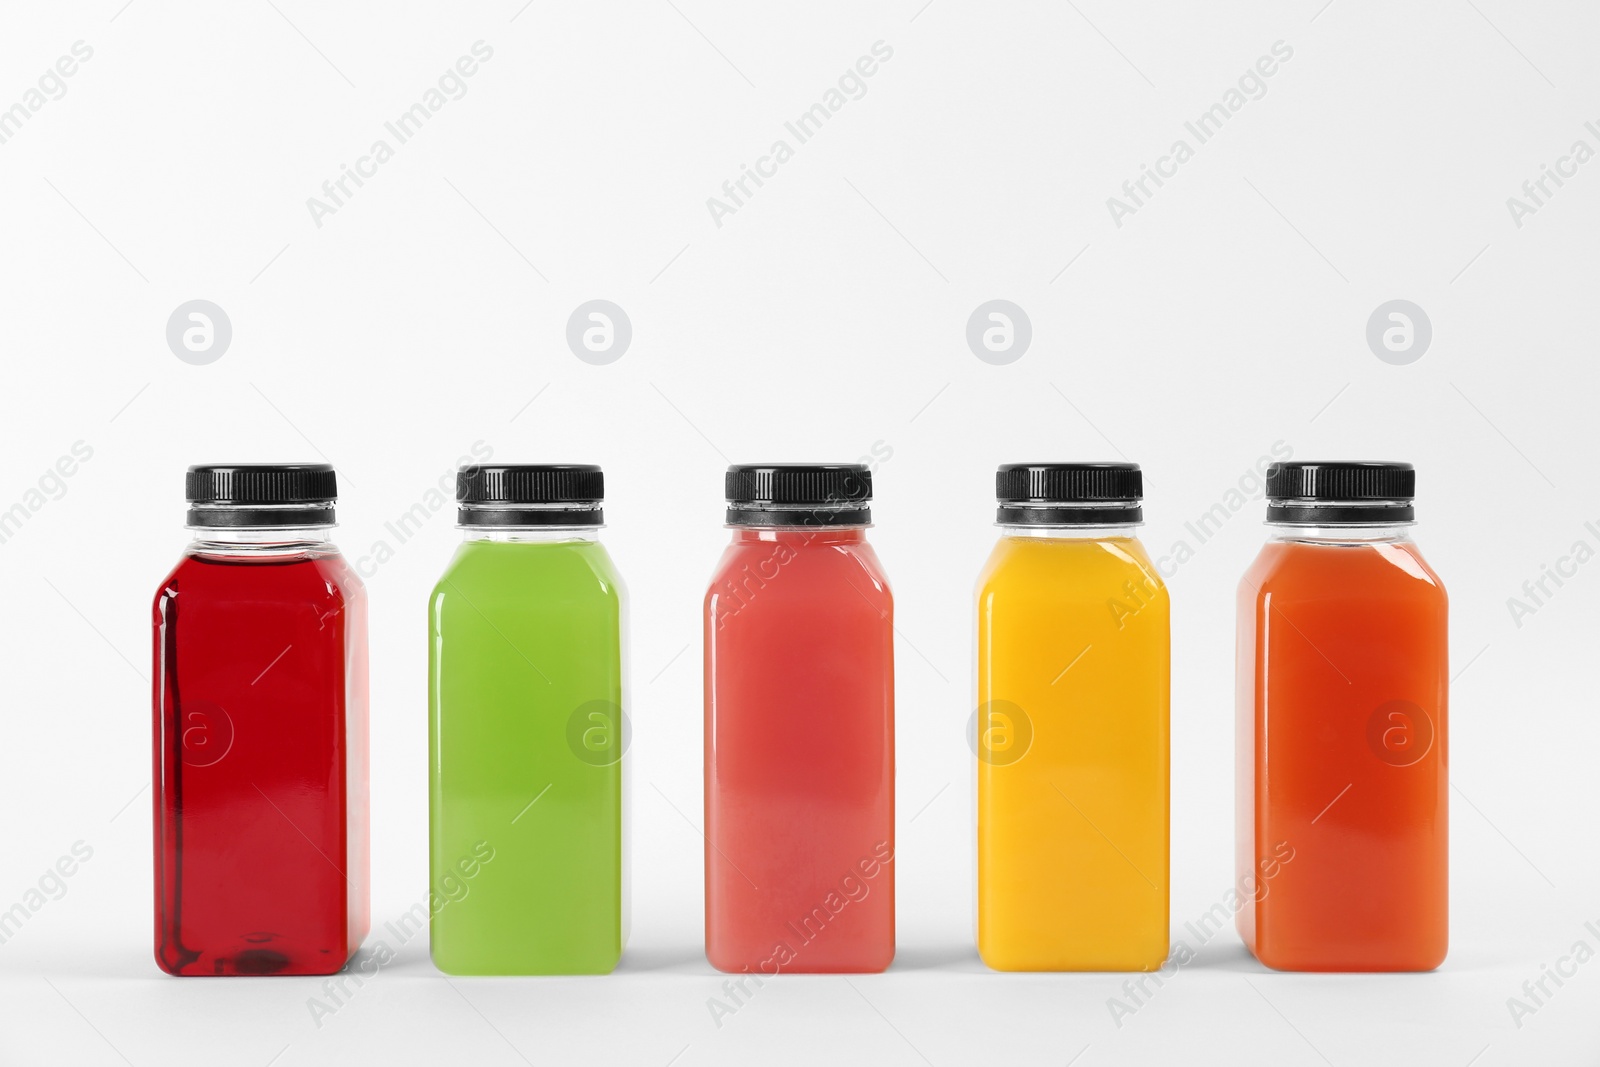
976 463 1169 971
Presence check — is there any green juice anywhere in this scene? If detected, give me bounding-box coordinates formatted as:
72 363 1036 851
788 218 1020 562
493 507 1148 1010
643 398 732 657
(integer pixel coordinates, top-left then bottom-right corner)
428 534 627 974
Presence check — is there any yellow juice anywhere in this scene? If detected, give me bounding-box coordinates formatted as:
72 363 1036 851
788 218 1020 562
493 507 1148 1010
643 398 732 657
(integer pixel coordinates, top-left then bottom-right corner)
975 533 1169 971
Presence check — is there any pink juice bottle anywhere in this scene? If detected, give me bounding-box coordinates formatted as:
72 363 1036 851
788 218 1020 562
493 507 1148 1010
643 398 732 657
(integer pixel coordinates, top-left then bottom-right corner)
704 464 895 975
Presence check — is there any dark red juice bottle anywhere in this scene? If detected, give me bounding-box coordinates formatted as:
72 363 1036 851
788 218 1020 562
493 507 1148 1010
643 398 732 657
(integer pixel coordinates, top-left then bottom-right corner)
152 464 369 976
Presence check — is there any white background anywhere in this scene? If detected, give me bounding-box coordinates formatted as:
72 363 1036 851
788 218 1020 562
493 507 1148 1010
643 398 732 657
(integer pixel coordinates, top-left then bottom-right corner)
0 1 1596 1064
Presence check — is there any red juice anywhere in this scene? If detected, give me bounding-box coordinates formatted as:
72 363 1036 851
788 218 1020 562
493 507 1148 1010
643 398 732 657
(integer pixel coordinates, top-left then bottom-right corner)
152 464 369 976
704 464 894 974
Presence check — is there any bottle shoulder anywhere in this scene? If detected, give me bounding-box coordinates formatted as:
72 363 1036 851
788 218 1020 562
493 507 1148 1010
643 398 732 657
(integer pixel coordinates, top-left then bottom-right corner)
711 535 889 578
977 535 1166 601
705 535 891 615
1240 537 1446 602
433 539 624 605
156 545 361 606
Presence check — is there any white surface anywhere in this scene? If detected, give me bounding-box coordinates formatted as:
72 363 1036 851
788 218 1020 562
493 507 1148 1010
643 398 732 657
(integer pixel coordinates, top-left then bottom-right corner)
0 1 1595 1064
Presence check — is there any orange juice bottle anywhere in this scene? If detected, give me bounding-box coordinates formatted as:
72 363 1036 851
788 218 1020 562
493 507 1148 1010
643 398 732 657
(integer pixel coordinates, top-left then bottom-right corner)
976 463 1169 971
1236 462 1447 971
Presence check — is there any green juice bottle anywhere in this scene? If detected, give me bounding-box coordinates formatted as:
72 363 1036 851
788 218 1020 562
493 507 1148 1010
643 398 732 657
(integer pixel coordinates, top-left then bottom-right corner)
428 464 628 974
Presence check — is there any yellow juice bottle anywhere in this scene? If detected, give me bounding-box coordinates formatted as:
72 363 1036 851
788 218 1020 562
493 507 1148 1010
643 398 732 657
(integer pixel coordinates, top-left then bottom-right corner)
975 463 1169 971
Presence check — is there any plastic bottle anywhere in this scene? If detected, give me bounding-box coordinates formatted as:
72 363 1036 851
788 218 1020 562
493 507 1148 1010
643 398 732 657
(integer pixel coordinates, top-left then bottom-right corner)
704 463 894 974
428 464 627 974
1236 461 1447 971
152 463 369 976
975 462 1169 971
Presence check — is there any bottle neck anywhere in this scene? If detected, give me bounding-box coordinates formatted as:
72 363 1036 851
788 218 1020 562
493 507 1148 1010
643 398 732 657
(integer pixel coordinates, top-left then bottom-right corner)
997 523 1142 540
729 525 868 546
1266 522 1414 544
462 525 601 544
187 524 335 556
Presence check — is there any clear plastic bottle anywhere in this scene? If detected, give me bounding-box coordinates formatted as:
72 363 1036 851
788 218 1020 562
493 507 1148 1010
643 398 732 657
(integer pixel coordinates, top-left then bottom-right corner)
975 463 1169 971
428 464 627 974
1236 461 1447 971
152 463 369 976
704 464 895 974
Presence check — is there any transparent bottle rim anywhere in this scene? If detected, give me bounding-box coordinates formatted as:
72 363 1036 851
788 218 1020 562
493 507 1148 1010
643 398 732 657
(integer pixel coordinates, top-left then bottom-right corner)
996 520 1143 533
1264 522 1417 543
1265 519 1417 527
460 523 604 536
725 519 872 532
187 528 336 552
